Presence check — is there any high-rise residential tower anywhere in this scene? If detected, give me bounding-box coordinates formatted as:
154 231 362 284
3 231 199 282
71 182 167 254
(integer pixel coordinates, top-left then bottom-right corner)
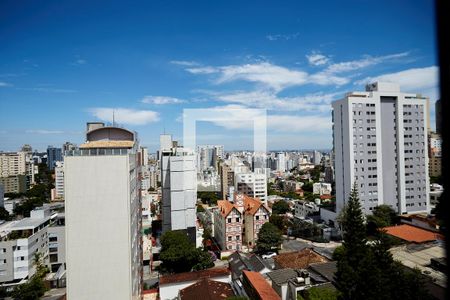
160 134 197 243
64 122 142 300
332 82 430 217
46 146 62 171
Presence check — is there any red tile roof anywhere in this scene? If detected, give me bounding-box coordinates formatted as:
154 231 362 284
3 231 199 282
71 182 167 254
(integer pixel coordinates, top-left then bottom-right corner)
243 194 269 215
242 270 281 300
179 278 234 300
217 200 238 217
273 248 328 269
383 224 444 243
159 267 230 285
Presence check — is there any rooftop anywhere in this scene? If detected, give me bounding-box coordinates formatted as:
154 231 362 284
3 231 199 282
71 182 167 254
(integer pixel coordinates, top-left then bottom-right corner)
179 278 234 300
79 140 135 149
383 224 444 243
308 261 337 283
159 267 230 285
390 242 446 288
242 270 281 300
273 248 328 269
217 200 238 218
266 268 299 285
10 215 51 231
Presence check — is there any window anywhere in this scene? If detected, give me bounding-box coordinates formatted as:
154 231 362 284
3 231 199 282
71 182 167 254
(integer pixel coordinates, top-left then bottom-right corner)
256 216 259 220
236 235 240 240
228 236 232 241
227 218 231 223
236 217 240 223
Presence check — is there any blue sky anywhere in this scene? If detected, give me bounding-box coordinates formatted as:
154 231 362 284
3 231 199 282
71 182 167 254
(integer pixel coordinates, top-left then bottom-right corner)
0 0 439 152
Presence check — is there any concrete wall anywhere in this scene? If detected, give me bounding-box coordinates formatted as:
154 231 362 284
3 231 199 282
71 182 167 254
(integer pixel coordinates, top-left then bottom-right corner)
65 155 140 300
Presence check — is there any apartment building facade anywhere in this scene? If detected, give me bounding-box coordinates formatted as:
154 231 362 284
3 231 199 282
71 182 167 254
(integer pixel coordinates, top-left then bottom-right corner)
64 123 142 300
0 207 52 287
235 171 267 203
160 134 197 243
332 82 430 217
428 132 442 177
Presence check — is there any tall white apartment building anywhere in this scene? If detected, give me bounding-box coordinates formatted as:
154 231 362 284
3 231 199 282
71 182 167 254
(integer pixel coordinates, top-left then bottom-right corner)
276 152 286 173
234 170 267 203
313 150 322 165
332 82 430 217
54 162 64 200
64 123 142 300
160 134 197 242
196 145 224 171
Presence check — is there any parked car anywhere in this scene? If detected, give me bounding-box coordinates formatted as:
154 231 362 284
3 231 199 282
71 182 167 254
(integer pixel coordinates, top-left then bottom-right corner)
262 252 277 259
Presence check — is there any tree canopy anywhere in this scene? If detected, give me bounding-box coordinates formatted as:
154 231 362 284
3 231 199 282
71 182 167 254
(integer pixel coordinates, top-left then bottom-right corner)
256 222 282 253
271 200 290 214
160 230 213 273
334 183 432 300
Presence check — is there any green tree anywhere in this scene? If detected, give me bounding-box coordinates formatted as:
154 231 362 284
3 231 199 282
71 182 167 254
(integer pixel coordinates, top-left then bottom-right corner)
202 227 212 244
192 248 214 270
256 222 282 253
0 207 12 221
11 253 49 300
335 183 375 300
160 230 213 273
303 286 339 300
272 200 290 214
366 205 398 228
334 184 432 300
269 214 288 232
197 191 219 205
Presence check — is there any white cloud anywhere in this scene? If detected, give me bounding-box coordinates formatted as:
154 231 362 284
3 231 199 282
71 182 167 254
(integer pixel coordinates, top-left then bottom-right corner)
216 62 309 91
170 60 199 66
354 66 439 93
324 52 409 74
25 130 65 134
186 66 219 74
177 51 411 92
0 82 12 87
141 95 186 105
89 108 160 125
210 89 340 112
306 52 330 66
266 33 300 41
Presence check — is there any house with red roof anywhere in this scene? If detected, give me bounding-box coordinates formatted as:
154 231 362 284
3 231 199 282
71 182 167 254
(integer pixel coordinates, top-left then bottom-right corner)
214 193 270 251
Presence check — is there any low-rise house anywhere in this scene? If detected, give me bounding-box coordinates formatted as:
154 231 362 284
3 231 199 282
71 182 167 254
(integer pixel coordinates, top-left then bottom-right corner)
283 180 303 193
159 267 230 300
178 278 234 300
229 251 273 296
242 270 281 300
312 183 332 196
294 200 319 219
273 249 328 270
214 194 270 251
383 224 444 243
399 214 440 232
266 268 322 300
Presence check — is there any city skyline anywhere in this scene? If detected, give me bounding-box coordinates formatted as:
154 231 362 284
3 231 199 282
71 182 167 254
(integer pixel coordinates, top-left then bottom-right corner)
0 0 439 152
